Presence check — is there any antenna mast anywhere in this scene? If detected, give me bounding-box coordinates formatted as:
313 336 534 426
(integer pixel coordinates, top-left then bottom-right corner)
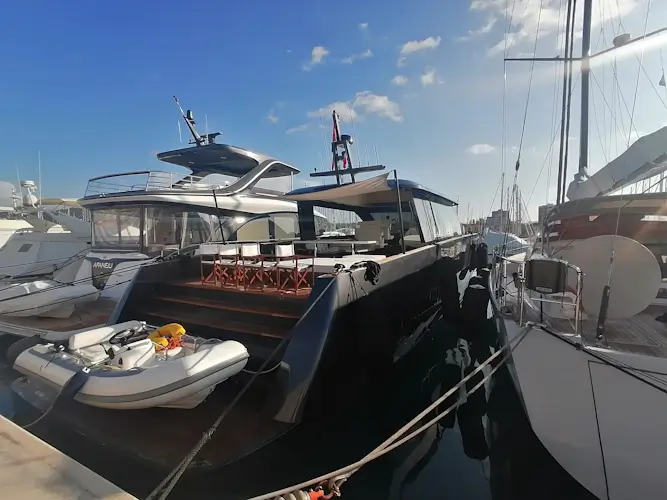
172 96 220 147
309 110 385 184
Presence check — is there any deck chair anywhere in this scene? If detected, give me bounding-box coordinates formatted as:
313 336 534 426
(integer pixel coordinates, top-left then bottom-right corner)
274 243 315 293
200 243 222 286
238 243 266 290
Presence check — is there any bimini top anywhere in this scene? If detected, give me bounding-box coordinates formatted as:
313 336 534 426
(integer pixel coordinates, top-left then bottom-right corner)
157 143 300 179
284 173 457 208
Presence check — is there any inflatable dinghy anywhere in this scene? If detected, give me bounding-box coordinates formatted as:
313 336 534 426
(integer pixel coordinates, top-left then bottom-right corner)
0 280 99 318
12 321 249 410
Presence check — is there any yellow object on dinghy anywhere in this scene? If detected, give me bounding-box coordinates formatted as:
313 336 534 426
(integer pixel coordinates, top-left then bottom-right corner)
148 323 186 351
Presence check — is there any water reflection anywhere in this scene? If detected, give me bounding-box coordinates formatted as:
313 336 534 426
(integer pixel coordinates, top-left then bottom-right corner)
0 320 590 500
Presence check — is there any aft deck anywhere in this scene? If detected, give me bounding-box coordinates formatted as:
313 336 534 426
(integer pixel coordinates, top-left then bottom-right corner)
511 297 667 358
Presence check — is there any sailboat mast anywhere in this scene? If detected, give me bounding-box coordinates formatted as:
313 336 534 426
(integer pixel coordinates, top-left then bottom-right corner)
578 0 594 183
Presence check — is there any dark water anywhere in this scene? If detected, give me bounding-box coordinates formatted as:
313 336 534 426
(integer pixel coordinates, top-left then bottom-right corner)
0 326 593 500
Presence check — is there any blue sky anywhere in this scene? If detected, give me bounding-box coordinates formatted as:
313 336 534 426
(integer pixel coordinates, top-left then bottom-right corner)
1 0 666 221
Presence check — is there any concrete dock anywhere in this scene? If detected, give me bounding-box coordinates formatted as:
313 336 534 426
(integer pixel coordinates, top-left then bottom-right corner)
0 414 136 499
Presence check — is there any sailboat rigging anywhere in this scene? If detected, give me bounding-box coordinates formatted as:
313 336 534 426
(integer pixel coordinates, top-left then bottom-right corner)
485 1 667 499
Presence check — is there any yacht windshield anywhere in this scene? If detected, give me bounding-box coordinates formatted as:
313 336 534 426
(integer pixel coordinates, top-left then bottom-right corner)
91 204 302 254
92 207 142 249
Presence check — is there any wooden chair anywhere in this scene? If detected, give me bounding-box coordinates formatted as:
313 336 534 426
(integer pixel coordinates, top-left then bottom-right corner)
200 243 221 286
274 243 315 293
238 243 265 290
217 243 241 287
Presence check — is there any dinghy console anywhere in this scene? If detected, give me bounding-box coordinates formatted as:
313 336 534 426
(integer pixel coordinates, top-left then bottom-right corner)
67 321 147 351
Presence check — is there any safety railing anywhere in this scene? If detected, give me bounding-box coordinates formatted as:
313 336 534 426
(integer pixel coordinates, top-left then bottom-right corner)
494 255 583 335
84 171 230 197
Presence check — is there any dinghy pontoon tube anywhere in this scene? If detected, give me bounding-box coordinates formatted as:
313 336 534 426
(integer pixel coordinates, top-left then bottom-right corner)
12 320 249 410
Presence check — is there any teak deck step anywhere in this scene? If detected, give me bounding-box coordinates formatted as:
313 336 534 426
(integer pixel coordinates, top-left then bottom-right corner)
173 280 311 299
137 307 289 339
153 295 302 320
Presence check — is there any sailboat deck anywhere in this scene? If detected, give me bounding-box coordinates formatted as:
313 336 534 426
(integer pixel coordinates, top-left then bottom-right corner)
511 300 667 358
0 298 116 335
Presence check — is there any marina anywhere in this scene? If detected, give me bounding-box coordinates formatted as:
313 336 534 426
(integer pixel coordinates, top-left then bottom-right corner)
2 0 667 498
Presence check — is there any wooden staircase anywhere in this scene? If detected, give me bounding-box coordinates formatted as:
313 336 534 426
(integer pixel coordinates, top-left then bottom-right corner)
135 281 308 359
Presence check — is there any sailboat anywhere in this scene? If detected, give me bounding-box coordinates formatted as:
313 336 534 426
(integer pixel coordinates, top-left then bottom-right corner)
486 1 667 499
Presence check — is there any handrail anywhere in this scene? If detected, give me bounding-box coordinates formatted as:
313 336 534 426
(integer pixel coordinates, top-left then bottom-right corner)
84 170 225 197
493 256 583 338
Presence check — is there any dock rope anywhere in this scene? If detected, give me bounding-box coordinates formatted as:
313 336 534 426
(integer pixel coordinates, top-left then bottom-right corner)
246 325 531 500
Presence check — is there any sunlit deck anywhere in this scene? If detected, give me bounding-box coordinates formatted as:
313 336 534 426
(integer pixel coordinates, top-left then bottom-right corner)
507 295 667 358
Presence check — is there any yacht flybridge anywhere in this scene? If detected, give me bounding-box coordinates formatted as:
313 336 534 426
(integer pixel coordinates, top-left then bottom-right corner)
10 108 474 484
0 100 309 336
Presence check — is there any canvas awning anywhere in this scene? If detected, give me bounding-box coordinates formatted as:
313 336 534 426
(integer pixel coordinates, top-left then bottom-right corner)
284 173 394 206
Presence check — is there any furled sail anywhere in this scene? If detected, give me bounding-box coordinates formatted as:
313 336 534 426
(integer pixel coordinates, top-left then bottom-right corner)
566 126 667 200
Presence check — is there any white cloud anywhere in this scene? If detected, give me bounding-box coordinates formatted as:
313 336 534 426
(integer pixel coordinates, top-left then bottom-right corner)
267 112 279 124
420 68 437 86
397 36 441 66
467 143 496 154
391 75 409 85
469 0 642 58
359 22 369 30
341 49 373 64
457 17 497 42
308 91 403 123
286 124 309 134
302 46 330 71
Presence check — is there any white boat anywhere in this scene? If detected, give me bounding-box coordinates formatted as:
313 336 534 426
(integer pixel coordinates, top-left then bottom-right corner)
0 279 99 318
12 320 249 410
483 230 529 259
0 181 91 280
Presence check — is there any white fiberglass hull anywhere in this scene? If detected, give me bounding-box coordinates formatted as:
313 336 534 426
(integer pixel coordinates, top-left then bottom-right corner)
503 319 667 500
0 231 90 279
0 280 99 318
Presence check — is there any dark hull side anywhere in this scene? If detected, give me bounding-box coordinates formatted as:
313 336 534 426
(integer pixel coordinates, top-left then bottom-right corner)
280 236 472 423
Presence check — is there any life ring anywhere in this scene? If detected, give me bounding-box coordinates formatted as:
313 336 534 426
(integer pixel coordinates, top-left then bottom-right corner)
148 323 186 351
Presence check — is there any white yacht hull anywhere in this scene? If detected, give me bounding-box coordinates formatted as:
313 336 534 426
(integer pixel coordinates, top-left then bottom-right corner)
504 319 667 500
0 280 100 318
0 232 90 278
